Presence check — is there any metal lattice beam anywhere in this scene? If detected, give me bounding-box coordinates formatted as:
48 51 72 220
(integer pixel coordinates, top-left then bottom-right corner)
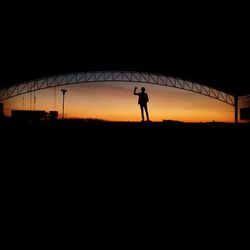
0 71 235 106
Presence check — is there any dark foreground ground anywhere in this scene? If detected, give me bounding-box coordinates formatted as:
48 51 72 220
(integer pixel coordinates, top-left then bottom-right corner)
0 120 250 247
1 119 249 186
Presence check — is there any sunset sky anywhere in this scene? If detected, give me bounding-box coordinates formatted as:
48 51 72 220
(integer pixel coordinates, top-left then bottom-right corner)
3 81 235 122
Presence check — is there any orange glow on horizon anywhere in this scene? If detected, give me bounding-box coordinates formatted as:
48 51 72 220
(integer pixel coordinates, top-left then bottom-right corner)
3 82 235 122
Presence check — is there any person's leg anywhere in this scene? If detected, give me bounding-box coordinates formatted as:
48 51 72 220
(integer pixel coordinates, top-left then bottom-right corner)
144 104 149 121
140 105 144 121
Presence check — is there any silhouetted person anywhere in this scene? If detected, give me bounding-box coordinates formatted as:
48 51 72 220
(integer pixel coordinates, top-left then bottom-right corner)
133 87 150 122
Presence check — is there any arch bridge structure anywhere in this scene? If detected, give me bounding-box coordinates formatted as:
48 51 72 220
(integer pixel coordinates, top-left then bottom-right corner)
0 71 239 123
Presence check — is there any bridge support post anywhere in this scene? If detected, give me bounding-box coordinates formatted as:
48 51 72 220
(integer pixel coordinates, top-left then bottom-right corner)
0 102 3 118
61 89 67 119
234 95 238 124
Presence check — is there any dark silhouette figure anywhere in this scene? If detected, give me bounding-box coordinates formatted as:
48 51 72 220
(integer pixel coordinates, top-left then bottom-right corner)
133 87 150 122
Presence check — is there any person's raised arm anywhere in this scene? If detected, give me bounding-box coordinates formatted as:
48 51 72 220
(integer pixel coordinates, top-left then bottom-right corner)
134 87 139 95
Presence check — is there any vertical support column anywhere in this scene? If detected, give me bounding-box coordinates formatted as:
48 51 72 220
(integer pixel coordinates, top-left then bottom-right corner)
54 87 56 111
0 102 3 118
33 82 36 111
30 91 32 111
234 95 238 124
61 89 67 119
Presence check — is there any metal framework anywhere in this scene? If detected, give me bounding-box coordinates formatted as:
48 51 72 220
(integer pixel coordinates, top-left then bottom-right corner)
0 71 235 106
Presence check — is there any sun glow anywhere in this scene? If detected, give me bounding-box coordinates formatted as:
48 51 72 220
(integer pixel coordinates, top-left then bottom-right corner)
3 81 234 122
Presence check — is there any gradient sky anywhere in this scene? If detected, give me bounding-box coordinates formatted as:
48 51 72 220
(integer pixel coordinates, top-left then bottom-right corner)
3 81 235 122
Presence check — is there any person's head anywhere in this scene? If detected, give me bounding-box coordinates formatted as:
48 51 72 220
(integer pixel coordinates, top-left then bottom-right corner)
141 87 145 92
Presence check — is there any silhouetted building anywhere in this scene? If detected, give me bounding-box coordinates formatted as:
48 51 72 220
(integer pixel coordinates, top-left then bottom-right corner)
11 110 48 122
240 108 250 121
49 111 58 121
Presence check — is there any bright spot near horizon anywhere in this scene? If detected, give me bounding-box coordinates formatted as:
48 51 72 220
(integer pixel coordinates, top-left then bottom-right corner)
3 81 234 122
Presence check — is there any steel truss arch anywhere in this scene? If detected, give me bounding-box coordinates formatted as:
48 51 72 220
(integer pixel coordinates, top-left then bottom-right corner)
0 71 235 106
